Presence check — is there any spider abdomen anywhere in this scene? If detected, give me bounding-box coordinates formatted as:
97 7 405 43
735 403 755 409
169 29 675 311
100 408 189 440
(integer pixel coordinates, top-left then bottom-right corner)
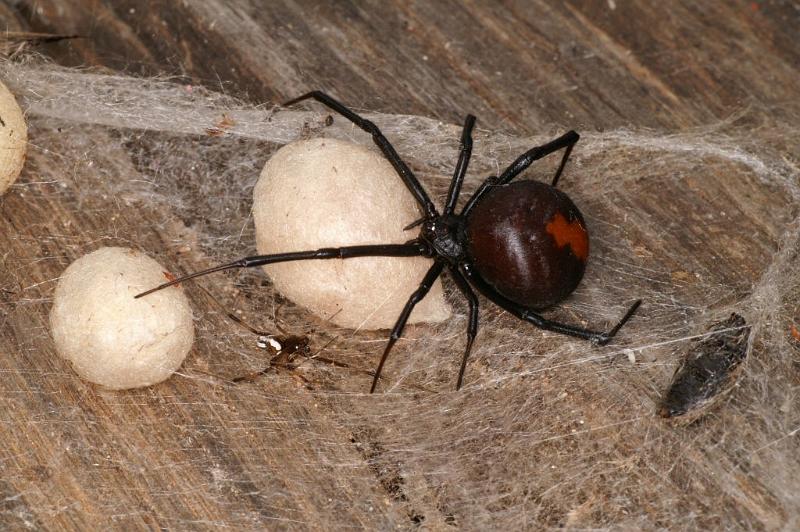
465 180 588 310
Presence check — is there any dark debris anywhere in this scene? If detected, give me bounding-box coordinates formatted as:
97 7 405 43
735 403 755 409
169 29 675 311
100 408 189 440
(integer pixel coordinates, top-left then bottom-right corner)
658 313 750 419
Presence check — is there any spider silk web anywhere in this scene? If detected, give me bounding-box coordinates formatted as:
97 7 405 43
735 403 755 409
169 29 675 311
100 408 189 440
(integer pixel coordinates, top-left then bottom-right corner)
1 56 799 530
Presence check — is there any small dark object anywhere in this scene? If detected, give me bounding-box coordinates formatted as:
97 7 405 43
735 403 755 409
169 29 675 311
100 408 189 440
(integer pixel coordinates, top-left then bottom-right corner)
137 91 641 392
226 312 329 388
659 313 750 418
227 313 408 389
226 312 312 383
232 334 310 384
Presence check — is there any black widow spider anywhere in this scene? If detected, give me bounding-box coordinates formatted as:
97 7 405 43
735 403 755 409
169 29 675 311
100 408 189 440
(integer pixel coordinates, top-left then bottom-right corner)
137 91 641 392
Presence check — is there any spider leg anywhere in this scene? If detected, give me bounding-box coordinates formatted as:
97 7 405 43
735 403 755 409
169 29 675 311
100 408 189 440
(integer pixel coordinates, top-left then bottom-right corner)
461 130 579 216
461 263 641 345
499 130 579 188
449 267 479 390
136 242 428 298
283 91 438 218
443 115 476 215
370 261 445 393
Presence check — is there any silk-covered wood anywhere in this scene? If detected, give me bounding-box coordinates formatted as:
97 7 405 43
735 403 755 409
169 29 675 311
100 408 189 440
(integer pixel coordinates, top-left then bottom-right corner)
1 1 798 530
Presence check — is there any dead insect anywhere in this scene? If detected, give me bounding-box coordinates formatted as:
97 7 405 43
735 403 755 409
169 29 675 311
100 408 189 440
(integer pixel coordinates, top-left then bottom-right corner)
658 313 750 419
231 341 309 384
227 312 312 383
205 113 236 137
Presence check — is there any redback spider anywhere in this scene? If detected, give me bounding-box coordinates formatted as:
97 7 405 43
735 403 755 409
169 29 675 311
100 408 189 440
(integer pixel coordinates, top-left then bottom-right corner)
137 91 642 392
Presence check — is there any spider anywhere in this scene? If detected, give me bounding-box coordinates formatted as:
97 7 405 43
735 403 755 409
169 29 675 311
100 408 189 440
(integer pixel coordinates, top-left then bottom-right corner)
137 91 642 392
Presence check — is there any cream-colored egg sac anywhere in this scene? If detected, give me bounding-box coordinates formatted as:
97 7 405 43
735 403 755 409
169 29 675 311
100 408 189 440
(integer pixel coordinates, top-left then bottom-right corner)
254 138 451 329
50 247 194 390
0 80 27 195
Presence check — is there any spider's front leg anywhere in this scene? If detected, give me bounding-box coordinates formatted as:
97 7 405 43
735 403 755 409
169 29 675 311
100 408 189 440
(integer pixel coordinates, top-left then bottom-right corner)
135 243 427 297
403 114 477 231
283 91 438 218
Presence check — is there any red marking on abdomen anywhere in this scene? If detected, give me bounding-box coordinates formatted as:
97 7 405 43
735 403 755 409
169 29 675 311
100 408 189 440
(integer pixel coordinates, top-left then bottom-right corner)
545 212 589 261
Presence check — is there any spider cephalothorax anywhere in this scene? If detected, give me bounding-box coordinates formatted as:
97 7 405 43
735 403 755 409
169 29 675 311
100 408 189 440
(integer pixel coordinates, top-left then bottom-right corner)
419 215 467 263
138 91 641 392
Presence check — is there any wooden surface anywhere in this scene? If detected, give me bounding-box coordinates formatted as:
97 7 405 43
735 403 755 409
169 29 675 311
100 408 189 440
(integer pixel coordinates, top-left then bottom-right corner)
1 1 799 530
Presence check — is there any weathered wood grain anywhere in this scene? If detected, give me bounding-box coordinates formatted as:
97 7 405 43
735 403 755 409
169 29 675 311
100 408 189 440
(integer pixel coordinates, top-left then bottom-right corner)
1 1 798 530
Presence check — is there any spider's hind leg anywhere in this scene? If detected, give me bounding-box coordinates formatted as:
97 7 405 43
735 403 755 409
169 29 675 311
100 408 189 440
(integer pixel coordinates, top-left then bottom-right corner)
550 135 578 188
461 264 641 346
461 131 580 216
501 130 580 188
